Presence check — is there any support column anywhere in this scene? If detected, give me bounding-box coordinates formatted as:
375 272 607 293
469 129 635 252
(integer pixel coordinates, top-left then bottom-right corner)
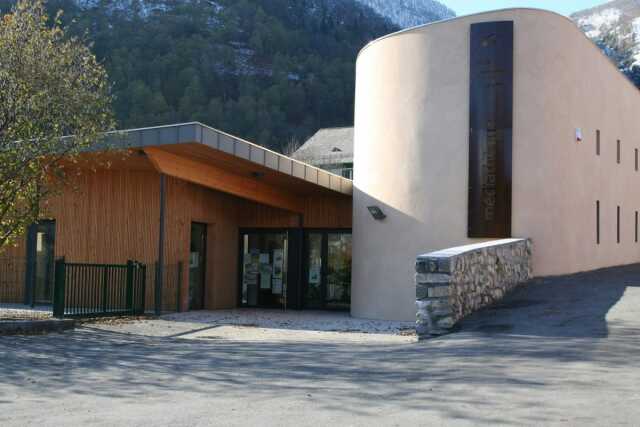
155 173 166 315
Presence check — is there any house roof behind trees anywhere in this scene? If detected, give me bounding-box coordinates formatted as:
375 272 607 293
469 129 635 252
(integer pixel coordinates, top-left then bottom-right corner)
291 127 354 167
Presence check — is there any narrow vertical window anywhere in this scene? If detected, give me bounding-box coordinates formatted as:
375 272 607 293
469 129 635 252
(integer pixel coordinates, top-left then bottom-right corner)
617 205 621 244
617 140 621 164
596 201 600 245
596 130 600 155
635 149 638 171
636 211 638 243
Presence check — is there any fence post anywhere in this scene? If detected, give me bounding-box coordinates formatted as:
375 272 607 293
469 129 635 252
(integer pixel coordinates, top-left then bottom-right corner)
176 262 183 313
102 266 109 315
126 260 134 315
154 261 162 316
52 257 66 318
140 263 147 316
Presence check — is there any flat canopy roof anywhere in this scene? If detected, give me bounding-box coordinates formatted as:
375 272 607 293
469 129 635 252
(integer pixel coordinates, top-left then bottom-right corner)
90 122 352 214
102 122 352 196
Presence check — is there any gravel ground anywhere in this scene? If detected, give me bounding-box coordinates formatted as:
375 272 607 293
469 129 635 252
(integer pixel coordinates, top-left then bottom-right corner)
0 304 52 320
161 309 415 333
88 309 416 343
2 265 640 426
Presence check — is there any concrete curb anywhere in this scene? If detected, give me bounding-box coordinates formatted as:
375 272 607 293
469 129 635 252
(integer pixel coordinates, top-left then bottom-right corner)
0 319 76 336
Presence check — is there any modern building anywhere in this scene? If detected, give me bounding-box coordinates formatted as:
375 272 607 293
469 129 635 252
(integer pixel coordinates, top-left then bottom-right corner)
1 123 352 312
2 8 640 322
291 127 354 179
352 8 640 321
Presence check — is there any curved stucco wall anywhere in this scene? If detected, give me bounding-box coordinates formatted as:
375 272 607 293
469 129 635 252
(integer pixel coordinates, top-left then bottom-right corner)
352 9 640 321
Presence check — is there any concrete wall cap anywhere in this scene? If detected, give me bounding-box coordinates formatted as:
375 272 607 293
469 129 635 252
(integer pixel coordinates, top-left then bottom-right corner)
418 238 528 259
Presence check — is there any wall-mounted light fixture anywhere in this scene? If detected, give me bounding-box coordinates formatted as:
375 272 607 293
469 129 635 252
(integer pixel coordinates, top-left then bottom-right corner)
367 205 386 221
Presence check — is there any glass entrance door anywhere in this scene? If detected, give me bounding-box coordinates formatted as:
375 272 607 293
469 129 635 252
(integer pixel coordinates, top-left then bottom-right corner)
303 231 352 310
240 232 288 308
326 233 352 310
304 233 324 309
28 220 56 304
189 222 207 310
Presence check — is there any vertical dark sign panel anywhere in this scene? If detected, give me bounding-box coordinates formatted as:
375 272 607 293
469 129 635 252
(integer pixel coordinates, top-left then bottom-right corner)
468 21 513 238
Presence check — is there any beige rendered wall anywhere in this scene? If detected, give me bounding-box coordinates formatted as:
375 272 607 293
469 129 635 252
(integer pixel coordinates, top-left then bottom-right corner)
352 8 640 321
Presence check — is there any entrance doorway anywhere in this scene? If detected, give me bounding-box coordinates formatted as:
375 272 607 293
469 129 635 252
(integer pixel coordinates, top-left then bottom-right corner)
303 231 352 310
26 220 56 305
238 228 352 311
189 222 207 310
239 231 288 308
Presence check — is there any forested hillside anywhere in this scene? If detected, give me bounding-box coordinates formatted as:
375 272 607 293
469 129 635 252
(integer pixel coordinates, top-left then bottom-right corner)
356 0 454 28
572 0 640 87
0 0 398 151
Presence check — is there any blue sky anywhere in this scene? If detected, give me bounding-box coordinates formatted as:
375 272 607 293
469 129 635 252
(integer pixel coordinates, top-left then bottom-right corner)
443 1 609 17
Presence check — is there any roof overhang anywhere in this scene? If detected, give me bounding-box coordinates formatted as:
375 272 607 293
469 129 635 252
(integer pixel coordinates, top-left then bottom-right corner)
90 122 352 213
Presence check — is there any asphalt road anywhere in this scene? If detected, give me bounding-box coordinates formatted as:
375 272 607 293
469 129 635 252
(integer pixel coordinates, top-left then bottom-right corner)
1 264 640 426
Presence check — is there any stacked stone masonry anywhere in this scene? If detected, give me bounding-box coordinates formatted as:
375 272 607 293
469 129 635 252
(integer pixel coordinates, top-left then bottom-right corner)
416 238 532 337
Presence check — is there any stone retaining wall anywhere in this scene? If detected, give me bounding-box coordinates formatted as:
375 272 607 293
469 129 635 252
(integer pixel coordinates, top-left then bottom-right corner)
416 238 532 338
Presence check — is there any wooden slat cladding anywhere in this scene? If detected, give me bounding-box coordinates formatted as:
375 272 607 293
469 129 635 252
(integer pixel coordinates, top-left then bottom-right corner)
237 196 352 229
303 195 352 229
237 199 299 228
49 169 161 264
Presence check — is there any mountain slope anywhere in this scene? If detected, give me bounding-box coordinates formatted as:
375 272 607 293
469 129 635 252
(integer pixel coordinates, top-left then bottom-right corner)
571 0 640 86
355 0 454 28
0 0 400 151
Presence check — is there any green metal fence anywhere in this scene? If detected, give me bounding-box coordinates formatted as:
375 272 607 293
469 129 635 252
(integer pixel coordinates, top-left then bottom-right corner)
0 257 26 304
53 258 146 318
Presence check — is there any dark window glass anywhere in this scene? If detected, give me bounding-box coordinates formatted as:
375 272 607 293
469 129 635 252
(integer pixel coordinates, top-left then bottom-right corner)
617 206 621 244
596 130 600 155
617 140 621 164
30 220 56 304
189 223 207 310
635 149 638 171
596 201 600 245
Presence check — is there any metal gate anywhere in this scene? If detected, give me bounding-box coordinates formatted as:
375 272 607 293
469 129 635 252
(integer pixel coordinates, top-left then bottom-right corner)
52 258 146 318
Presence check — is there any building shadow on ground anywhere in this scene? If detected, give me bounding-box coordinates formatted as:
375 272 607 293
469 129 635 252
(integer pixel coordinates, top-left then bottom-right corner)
459 263 640 339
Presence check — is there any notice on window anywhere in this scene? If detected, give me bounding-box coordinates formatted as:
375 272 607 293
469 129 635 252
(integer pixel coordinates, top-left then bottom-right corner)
273 249 284 279
244 273 258 286
259 264 272 289
190 252 199 268
259 253 270 264
245 252 259 274
36 232 44 253
309 266 321 284
272 278 283 295
260 273 272 290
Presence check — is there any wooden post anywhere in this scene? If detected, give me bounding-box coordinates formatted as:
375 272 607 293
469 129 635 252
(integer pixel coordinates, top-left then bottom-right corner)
176 261 183 313
155 174 166 316
140 263 147 315
102 266 109 314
